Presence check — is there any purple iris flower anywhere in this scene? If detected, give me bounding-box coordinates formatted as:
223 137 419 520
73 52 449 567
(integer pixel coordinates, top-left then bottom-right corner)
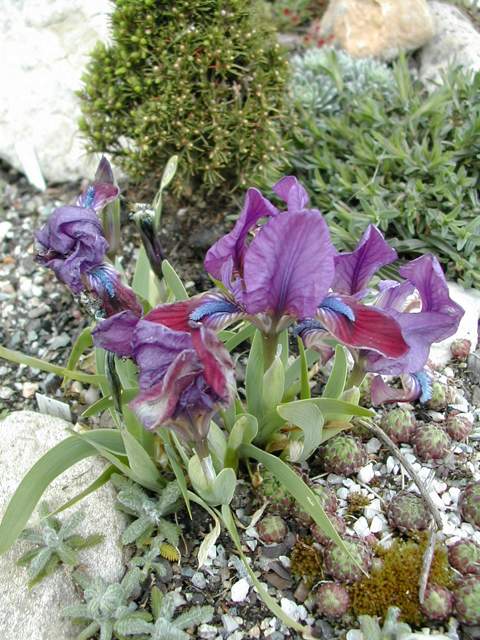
151 176 336 334
36 157 141 318
299 224 463 404
146 178 408 361
93 315 234 445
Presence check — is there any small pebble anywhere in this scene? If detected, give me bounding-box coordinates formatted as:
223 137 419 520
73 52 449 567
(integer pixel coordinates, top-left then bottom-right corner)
357 463 374 484
191 572 207 590
231 578 250 603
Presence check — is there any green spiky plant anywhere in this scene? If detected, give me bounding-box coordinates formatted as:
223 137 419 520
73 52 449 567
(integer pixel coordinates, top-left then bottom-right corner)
118 586 214 639
79 0 289 196
17 502 103 588
63 568 148 640
111 474 181 547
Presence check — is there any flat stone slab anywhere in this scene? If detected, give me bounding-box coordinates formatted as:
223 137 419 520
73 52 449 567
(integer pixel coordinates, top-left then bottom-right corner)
0 411 127 640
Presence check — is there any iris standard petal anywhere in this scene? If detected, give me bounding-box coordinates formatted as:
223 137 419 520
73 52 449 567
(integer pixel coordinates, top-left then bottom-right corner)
317 295 409 357
272 175 310 210
204 187 277 285
333 225 397 296
76 157 119 212
92 310 140 357
243 210 336 319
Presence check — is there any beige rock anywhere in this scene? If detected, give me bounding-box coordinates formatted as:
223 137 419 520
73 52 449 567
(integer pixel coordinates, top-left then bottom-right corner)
0 411 128 640
320 0 435 60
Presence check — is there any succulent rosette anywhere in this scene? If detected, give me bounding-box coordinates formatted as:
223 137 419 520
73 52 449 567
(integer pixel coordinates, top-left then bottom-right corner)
35 157 140 317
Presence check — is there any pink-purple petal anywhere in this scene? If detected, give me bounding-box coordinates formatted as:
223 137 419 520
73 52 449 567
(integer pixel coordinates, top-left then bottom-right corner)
272 176 310 210
204 187 278 285
370 374 422 405
243 210 335 319
333 225 397 296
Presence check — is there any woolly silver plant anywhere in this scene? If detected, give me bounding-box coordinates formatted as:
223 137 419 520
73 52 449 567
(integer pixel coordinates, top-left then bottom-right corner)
290 47 396 116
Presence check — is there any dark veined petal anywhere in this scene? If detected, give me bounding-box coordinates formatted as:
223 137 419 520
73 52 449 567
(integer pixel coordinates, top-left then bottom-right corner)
333 225 397 296
92 310 140 358
317 295 409 357
370 372 431 405
191 326 235 403
130 352 202 431
295 320 335 363
243 210 336 320
272 175 309 210
145 298 204 332
204 188 278 286
132 321 193 389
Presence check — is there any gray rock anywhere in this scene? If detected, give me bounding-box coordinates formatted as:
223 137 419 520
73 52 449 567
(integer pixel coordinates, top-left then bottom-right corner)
0 0 111 182
419 2 480 88
0 411 128 640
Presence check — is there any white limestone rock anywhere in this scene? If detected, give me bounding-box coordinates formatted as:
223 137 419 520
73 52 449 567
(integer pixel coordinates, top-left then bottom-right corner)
0 411 127 640
0 0 111 183
420 1 480 88
429 281 480 368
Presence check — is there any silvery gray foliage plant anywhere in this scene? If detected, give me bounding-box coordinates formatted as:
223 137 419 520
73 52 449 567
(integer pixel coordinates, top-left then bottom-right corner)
111 474 181 546
116 587 214 640
290 47 395 116
17 502 102 587
64 567 147 640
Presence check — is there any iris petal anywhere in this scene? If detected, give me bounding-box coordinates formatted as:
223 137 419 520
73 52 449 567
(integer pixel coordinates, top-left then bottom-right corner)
243 210 335 319
317 295 409 357
333 225 397 296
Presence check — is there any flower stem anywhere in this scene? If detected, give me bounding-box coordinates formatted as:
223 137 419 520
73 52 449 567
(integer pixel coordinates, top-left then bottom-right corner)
261 333 279 371
199 454 217 485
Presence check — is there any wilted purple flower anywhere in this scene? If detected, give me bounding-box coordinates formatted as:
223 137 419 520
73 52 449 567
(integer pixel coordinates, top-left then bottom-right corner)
36 158 140 317
93 314 234 445
36 206 108 293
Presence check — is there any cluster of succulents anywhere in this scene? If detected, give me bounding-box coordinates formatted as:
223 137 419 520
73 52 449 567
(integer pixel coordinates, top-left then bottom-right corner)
459 481 480 528
320 434 368 476
412 423 451 462
387 491 431 533
453 576 480 625
419 584 453 621
445 413 473 441
315 582 350 619
448 539 480 575
381 407 416 445
323 537 372 584
256 515 288 544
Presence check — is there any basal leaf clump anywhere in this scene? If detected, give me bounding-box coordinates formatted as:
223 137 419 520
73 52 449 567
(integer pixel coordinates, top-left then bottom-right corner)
350 538 454 625
79 0 289 196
